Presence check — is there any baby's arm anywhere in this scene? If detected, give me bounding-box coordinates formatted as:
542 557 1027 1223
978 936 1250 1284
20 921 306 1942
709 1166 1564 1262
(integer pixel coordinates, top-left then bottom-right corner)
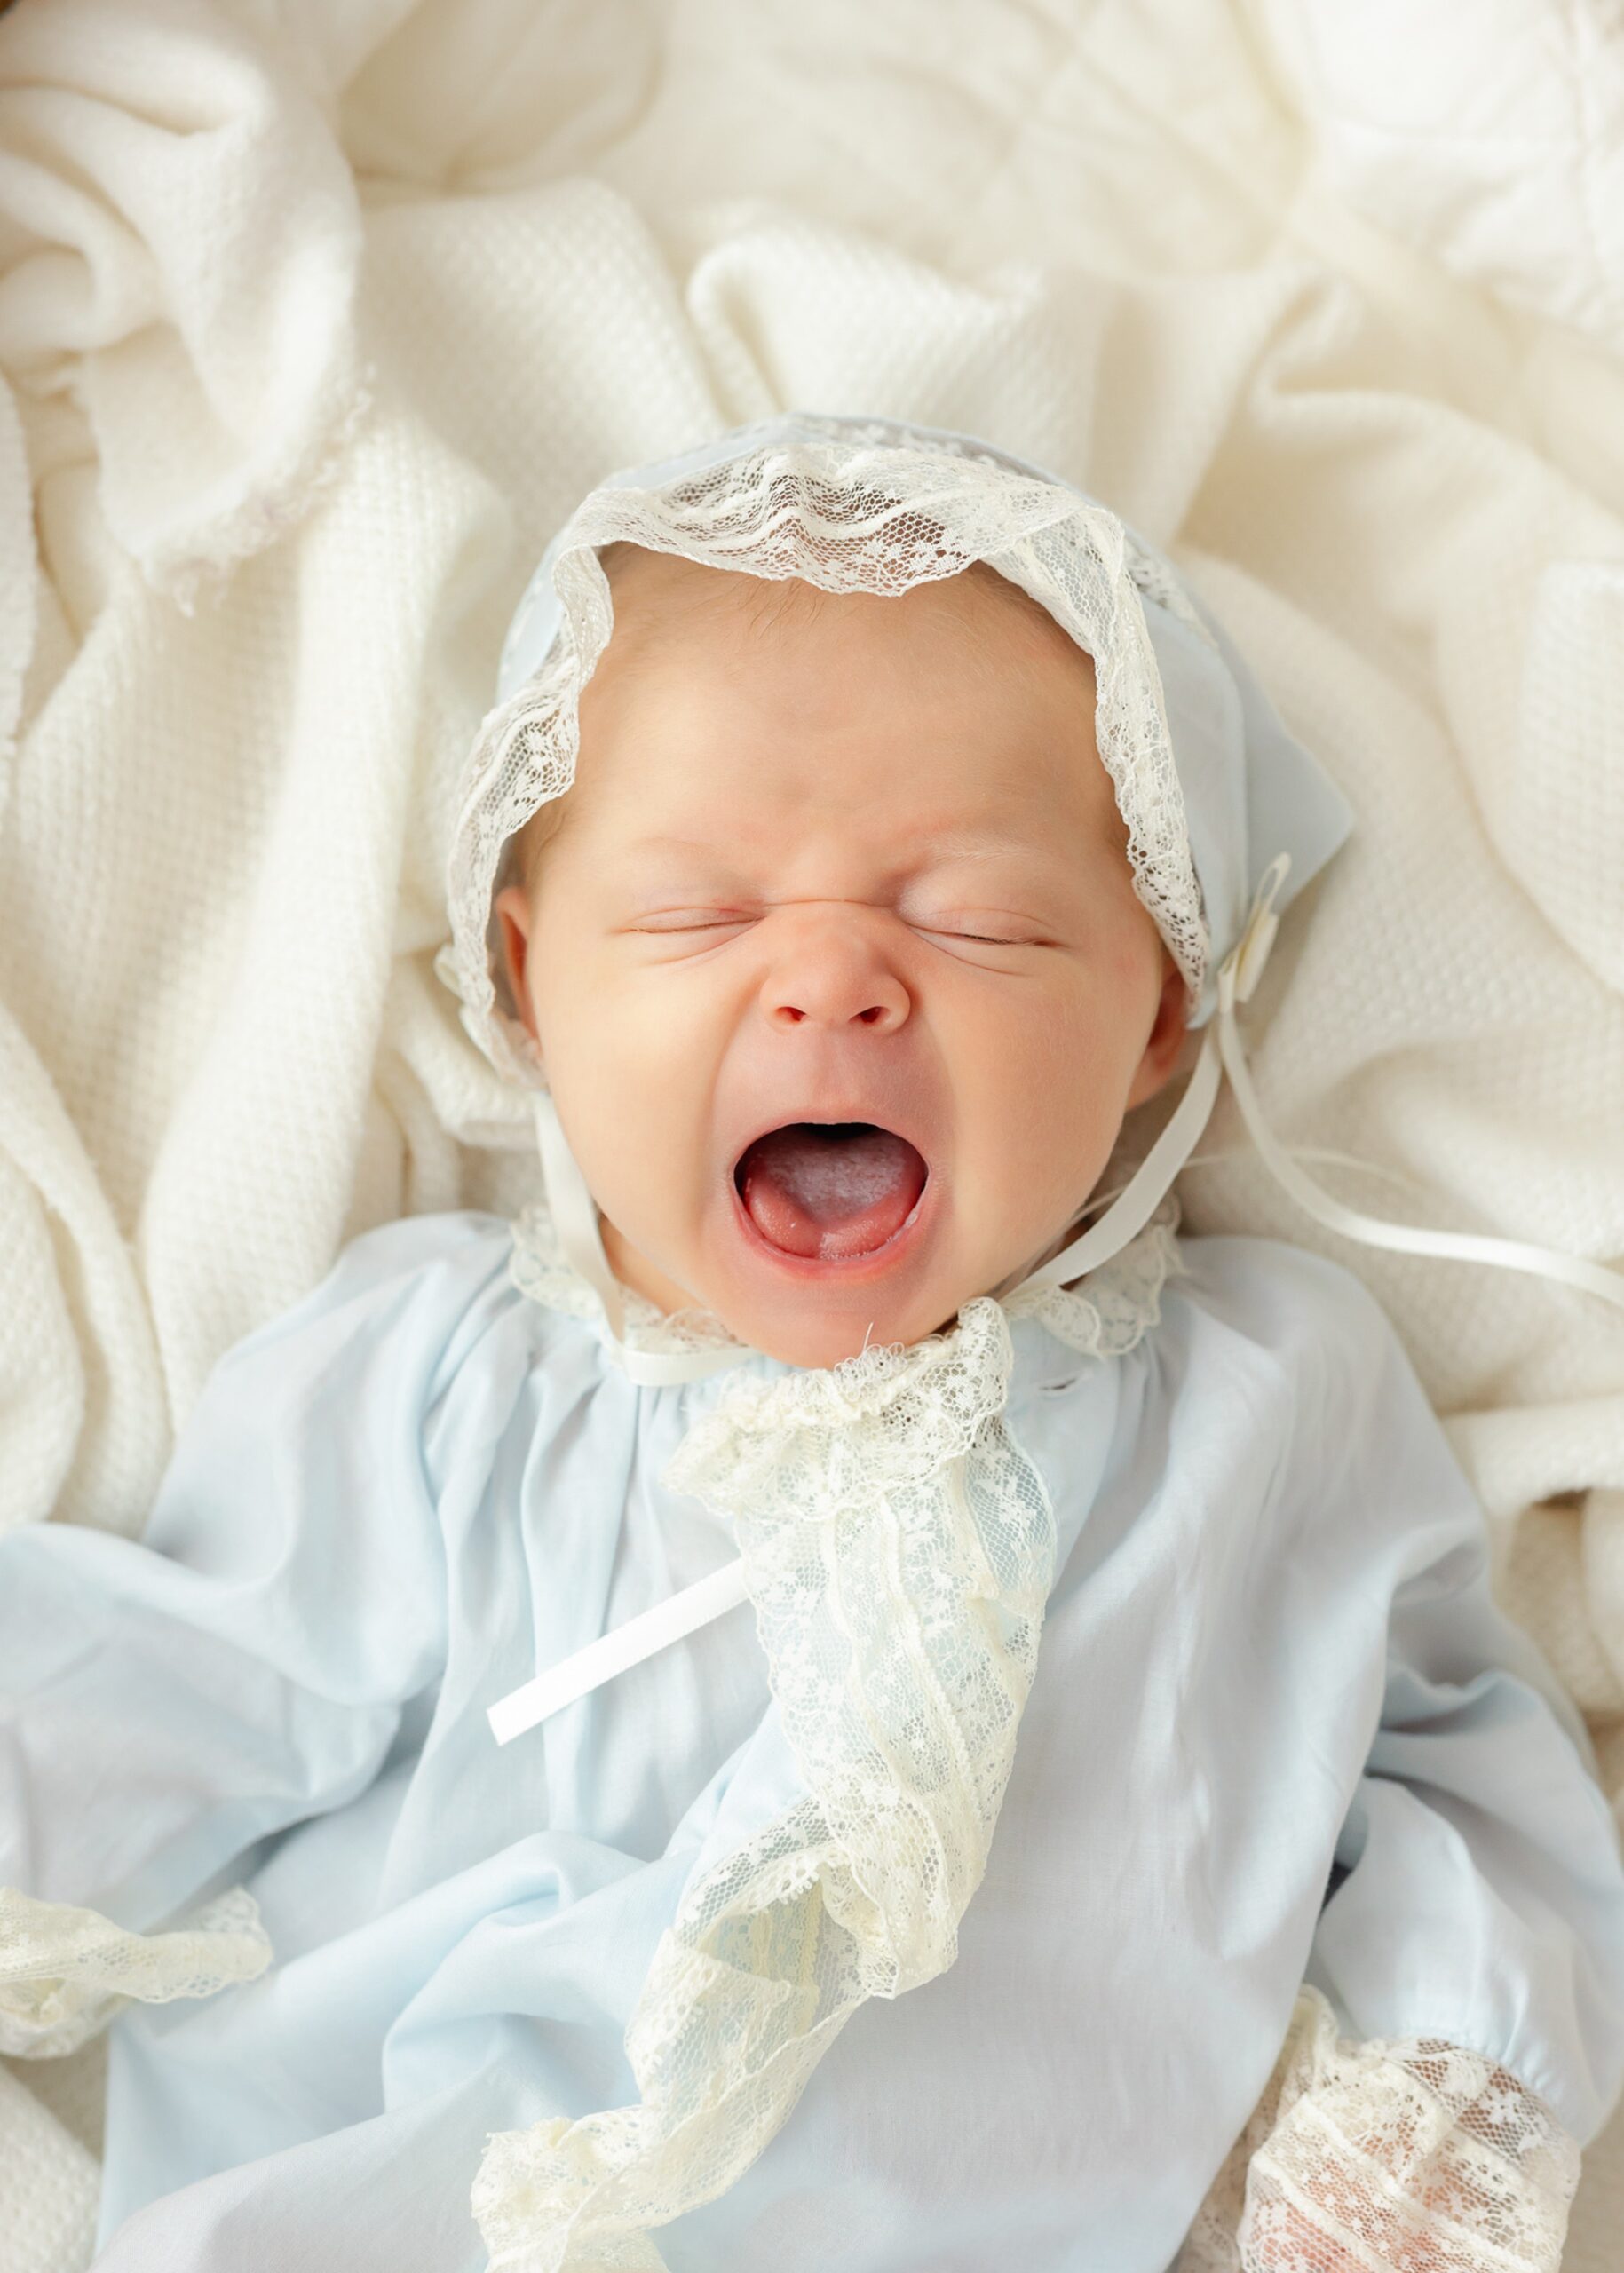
1184 1255 1624 2273
0 1215 484 2056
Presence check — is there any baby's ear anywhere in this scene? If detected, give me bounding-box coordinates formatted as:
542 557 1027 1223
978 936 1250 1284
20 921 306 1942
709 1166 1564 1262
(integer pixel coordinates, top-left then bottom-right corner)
493 883 541 1047
1126 950 1191 1108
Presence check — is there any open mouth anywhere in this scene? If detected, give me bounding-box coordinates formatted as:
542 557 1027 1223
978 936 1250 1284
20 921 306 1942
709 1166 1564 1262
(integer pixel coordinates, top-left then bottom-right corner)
733 1122 931 1261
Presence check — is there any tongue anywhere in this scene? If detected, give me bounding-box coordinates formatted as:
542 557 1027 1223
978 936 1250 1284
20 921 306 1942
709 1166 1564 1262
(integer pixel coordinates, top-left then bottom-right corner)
737 1123 928 1259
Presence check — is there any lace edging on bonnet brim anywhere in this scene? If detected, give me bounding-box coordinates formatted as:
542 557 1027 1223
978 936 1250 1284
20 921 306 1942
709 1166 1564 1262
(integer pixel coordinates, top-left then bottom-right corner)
437 417 1219 1092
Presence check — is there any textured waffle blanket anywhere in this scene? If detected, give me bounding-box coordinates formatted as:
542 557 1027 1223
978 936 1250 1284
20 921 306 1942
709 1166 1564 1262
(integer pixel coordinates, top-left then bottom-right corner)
1 0 1622 2264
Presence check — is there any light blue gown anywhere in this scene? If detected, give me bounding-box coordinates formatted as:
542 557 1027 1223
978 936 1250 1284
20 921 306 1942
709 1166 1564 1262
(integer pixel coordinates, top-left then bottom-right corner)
4 1208 1623 2272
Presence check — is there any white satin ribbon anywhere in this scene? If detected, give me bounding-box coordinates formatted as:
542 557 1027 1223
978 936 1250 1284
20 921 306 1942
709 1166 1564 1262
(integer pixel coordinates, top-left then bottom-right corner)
489 1555 751 1745
491 854 1624 1743
1215 962 1624 1316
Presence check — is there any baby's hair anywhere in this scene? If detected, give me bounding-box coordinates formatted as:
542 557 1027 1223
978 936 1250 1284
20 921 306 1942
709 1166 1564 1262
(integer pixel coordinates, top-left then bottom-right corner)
508 541 1119 895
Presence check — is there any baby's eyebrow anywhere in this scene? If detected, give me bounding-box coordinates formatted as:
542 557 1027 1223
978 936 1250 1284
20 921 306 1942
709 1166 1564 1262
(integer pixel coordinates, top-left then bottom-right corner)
623 827 1057 867
624 833 734 861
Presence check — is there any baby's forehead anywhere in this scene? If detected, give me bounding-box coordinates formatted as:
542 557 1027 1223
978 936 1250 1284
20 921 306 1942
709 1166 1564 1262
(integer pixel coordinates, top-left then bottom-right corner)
513 543 1126 889
598 540 1093 662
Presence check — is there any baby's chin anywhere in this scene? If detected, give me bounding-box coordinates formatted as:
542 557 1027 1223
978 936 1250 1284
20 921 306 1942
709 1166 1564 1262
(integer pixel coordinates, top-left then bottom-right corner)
693 1141 979 1366
616 1187 1027 1373
717 1289 966 1372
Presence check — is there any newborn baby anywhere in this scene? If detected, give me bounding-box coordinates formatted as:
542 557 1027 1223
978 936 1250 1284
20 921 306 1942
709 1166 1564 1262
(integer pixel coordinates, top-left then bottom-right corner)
3 415 1623 2273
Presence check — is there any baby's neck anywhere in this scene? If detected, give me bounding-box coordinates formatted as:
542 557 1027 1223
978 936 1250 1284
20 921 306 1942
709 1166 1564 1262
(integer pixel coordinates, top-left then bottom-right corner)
598 1212 697 1318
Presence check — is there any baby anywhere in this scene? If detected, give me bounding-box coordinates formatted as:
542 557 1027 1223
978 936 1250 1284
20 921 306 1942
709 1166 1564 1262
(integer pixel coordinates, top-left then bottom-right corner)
3 414 1623 2273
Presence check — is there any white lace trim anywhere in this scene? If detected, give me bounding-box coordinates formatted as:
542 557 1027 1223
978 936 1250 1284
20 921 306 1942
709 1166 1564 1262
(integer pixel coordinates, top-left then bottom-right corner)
473 1295 1053 2269
479 1200 1179 2268
0 1885 272 2060
507 1186 1184 1374
1003 1200 1184 1358
1175 1984 1581 2273
439 416 1214 1089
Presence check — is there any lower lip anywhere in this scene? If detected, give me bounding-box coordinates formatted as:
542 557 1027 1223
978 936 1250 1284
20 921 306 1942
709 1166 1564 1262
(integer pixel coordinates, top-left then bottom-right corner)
725 1165 939 1286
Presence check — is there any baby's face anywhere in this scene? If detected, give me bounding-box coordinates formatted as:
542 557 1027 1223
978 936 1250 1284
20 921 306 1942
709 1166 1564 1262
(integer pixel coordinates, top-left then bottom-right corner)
495 546 1188 1368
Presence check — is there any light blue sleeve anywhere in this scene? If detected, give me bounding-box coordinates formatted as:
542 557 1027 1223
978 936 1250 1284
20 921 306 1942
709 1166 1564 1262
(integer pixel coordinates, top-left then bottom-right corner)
1298 1264 1624 2148
0 1211 504 1936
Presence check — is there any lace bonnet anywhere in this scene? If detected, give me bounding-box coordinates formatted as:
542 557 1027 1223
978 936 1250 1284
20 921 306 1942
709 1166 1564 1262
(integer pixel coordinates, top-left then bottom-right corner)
440 410 1353 1091
435 411 1364 1354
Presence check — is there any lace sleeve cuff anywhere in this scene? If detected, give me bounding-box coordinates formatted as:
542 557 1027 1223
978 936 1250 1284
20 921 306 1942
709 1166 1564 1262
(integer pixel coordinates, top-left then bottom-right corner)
0 1885 272 2058
1177 1984 1581 2273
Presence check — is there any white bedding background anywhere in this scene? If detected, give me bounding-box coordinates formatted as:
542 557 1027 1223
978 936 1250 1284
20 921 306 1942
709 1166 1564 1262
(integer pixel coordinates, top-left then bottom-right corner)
1 2 1622 2266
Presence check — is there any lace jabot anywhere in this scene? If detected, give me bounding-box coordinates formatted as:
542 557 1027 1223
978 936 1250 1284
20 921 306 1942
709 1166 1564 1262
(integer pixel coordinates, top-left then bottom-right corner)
471 1204 1180 2269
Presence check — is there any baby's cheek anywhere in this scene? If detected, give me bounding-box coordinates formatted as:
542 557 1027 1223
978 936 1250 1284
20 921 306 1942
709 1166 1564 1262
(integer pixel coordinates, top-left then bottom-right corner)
539 953 691 1078
947 1009 1081 1214
580 1003 724 1194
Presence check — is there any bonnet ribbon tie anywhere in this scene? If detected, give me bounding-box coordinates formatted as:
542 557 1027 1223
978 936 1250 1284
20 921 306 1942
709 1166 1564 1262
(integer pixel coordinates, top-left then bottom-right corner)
1012 857 1624 1313
1208 864 1624 1314
492 856 1624 1748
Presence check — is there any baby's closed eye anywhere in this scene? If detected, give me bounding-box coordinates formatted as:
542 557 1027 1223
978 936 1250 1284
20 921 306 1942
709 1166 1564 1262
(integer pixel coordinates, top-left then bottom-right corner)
624 907 1054 951
629 909 756 931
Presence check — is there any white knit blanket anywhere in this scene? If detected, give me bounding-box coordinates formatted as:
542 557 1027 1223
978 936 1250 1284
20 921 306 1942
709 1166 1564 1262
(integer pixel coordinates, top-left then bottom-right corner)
2 2 1622 2265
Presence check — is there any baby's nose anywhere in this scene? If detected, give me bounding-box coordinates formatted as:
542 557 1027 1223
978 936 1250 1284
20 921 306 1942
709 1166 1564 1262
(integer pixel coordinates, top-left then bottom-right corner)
758 910 911 1034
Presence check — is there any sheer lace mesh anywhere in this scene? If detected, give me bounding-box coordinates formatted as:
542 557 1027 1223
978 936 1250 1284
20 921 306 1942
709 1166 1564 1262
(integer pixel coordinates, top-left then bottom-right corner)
1175 1984 1581 2273
477 1203 1178 2269
438 416 1214 1089
1003 1201 1184 1358
0 1886 271 2060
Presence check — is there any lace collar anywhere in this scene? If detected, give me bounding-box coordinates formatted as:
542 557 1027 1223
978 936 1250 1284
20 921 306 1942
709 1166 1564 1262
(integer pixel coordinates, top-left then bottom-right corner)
506 1190 1184 1376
